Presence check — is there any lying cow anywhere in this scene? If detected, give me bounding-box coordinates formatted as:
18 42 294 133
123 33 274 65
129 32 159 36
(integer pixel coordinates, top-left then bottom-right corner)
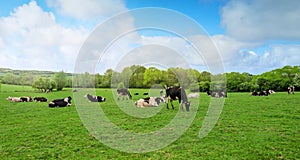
6 96 22 102
251 91 258 96
49 96 72 108
34 97 48 102
165 86 190 111
258 91 269 96
135 97 165 108
117 88 132 100
84 94 106 102
207 90 227 98
187 92 199 98
20 96 33 102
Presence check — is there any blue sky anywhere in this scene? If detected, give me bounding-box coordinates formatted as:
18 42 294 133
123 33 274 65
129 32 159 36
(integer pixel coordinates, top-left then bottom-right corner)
0 0 299 74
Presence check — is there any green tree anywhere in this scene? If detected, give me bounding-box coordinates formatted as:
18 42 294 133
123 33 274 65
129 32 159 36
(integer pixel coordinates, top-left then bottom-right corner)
33 77 56 92
2 73 17 84
53 71 67 91
143 67 163 87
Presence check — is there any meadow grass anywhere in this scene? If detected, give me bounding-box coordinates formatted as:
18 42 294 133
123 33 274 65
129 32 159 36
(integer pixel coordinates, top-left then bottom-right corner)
0 85 299 159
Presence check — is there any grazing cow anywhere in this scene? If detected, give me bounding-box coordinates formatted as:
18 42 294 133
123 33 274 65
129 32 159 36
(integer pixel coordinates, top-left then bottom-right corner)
165 86 190 111
135 97 165 108
49 96 72 108
84 94 106 102
34 97 48 102
117 88 132 100
143 92 149 95
134 93 139 95
187 92 200 98
6 96 22 102
20 96 33 102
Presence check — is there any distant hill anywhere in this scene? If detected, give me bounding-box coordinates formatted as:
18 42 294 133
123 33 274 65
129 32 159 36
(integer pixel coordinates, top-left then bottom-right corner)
0 68 73 79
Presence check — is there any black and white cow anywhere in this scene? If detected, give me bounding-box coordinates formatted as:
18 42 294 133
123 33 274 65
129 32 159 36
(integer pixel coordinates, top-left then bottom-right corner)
20 96 33 102
49 96 72 108
165 86 190 111
117 88 132 100
258 90 269 96
34 97 47 102
135 97 165 108
84 94 106 102
251 91 258 96
207 90 227 98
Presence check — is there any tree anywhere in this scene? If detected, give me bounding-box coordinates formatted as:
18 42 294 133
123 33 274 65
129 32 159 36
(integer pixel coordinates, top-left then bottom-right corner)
2 73 17 84
143 67 163 87
32 77 57 92
189 82 199 92
53 71 67 91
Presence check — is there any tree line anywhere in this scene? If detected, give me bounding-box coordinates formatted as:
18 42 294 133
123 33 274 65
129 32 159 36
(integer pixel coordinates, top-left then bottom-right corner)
0 65 299 92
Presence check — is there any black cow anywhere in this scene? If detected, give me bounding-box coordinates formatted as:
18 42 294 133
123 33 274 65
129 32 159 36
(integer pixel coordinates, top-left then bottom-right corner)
117 88 132 100
84 94 106 102
143 92 149 95
165 86 190 111
34 97 47 102
134 93 139 95
49 96 72 108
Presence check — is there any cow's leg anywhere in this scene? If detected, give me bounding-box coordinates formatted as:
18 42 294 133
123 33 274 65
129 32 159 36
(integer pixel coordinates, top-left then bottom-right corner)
170 100 174 110
180 102 184 111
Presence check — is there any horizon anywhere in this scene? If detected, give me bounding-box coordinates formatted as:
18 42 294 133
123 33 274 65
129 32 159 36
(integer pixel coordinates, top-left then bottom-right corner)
1 64 299 76
0 1 299 75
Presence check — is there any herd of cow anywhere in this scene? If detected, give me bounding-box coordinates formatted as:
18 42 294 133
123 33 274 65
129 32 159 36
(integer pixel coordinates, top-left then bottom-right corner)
5 86 194 111
5 85 296 110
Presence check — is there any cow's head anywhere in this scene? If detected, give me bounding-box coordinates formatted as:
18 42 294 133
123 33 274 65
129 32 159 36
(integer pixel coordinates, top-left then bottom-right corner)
185 101 191 111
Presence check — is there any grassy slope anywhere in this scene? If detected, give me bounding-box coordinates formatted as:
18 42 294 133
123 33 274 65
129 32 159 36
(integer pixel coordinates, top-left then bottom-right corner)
0 85 299 159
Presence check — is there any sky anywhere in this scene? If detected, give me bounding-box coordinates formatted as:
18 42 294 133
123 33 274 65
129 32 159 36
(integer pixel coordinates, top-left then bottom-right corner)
0 0 299 75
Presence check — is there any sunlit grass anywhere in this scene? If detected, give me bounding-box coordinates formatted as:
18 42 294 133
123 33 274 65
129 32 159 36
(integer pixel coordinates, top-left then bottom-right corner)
0 85 299 159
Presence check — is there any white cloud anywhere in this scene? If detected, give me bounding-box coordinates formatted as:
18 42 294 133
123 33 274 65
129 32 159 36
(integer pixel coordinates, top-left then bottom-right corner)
46 0 127 21
0 1 89 72
221 0 300 41
224 44 300 74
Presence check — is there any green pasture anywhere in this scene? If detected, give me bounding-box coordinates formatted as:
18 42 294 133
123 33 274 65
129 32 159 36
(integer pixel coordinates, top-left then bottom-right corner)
0 84 299 159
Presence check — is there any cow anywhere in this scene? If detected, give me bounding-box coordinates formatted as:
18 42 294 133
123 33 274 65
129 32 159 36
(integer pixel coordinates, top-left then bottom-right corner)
251 91 258 96
84 94 106 102
187 92 200 98
143 92 149 95
268 90 276 94
117 88 132 100
207 90 227 98
135 97 165 108
49 96 72 108
6 96 22 102
288 86 295 94
134 93 139 95
258 91 269 96
165 86 190 111
34 97 48 102
20 96 33 102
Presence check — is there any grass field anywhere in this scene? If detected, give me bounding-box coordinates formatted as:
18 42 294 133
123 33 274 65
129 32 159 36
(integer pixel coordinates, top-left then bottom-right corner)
1 84 299 159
